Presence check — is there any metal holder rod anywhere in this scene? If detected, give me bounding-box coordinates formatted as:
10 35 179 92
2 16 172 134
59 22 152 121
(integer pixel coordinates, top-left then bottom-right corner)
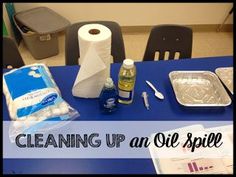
217 7 233 32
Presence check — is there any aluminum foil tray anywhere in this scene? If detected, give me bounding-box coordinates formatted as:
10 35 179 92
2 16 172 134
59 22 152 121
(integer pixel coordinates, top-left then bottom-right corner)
169 71 231 107
215 67 233 94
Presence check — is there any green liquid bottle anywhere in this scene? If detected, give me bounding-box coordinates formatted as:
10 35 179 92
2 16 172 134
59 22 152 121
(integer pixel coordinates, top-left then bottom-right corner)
118 59 136 104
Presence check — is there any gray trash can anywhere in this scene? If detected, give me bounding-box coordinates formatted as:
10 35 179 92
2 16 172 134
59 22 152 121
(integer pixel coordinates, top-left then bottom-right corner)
14 7 71 59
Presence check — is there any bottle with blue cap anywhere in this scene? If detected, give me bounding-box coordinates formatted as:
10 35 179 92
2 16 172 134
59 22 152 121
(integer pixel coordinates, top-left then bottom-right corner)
99 77 118 113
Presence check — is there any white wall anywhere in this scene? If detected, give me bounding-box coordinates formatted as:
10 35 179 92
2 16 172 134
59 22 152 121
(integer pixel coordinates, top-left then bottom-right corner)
14 3 233 26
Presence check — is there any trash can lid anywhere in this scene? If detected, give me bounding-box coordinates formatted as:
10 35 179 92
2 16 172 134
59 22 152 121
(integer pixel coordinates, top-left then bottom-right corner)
15 7 71 34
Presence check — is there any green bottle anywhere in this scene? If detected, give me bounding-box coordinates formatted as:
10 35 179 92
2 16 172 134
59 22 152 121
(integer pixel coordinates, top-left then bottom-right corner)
118 59 136 104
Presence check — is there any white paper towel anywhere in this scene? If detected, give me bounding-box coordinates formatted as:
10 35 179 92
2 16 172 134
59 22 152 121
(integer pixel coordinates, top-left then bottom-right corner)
72 24 112 98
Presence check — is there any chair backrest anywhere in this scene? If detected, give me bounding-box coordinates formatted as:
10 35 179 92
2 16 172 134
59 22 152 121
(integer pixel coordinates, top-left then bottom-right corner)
3 37 25 68
65 21 126 65
143 25 192 61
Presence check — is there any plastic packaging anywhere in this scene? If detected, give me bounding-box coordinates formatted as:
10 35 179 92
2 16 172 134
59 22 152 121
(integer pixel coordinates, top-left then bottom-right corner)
3 63 79 140
118 59 137 104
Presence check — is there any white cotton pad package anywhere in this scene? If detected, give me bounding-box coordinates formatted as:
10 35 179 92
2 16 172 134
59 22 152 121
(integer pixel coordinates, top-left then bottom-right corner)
3 63 79 131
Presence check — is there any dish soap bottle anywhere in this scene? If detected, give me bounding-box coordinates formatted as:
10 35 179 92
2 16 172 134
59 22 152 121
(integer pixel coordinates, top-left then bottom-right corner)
99 78 118 113
118 59 136 104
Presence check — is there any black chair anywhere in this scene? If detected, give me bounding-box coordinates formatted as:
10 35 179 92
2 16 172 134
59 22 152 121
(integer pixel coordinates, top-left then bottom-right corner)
65 21 126 65
3 37 25 68
143 25 192 61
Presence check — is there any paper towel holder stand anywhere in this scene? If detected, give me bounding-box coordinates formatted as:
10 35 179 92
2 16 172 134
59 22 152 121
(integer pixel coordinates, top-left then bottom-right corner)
89 29 100 35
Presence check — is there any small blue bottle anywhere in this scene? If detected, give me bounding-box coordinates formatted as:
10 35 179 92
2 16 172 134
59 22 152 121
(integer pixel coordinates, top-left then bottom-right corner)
99 78 118 113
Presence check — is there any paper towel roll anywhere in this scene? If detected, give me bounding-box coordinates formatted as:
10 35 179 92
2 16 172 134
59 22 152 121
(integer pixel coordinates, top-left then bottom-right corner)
72 24 112 98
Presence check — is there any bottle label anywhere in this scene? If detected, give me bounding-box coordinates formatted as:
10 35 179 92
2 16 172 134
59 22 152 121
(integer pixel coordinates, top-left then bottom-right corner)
118 89 133 101
104 98 116 109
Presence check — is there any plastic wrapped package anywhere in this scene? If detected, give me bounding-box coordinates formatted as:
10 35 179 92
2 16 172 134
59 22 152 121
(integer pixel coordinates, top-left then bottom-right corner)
3 63 79 140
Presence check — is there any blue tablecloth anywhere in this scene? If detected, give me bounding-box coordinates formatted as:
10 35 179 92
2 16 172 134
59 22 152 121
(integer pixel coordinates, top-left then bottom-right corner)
3 56 233 174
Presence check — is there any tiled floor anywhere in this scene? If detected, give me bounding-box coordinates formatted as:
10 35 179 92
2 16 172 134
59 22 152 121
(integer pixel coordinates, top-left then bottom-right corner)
19 31 233 66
